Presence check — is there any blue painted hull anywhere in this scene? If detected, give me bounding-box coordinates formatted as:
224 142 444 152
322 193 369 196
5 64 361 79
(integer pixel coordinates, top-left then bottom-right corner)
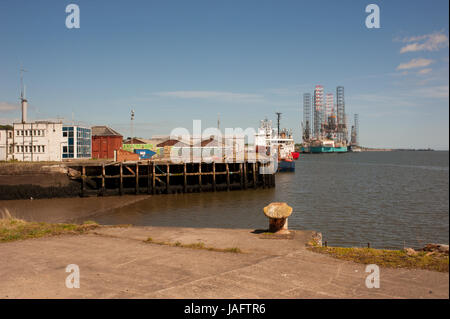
310 146 348 153
278 160 295 172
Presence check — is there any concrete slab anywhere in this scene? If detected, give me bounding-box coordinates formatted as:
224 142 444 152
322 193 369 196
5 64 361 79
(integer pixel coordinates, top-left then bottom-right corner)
0 226 447 299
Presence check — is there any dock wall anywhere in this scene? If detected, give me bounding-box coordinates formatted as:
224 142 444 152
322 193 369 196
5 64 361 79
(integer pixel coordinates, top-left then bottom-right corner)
69 161 275 196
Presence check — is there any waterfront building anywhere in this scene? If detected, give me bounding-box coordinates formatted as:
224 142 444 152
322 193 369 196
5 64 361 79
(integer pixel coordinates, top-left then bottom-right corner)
0 127 13 161
62 125 92 159
92 125 123 159
10 121 65 161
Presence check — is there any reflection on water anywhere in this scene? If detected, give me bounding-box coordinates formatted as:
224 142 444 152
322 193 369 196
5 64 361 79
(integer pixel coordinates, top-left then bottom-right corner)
89 151 449 249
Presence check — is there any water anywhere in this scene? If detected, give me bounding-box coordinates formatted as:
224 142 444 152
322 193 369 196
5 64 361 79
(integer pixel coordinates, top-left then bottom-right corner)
89 151 449 249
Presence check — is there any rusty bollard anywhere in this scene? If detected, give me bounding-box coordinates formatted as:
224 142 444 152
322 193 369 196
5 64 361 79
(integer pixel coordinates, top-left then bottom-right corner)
263 202 293 234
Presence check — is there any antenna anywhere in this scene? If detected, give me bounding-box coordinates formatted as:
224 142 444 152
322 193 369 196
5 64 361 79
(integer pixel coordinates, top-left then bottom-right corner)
130 108 135 144
20 67 27 100
217 113 220 130
275 112 282 138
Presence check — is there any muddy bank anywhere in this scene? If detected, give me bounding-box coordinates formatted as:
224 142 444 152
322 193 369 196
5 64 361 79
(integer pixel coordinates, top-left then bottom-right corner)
0 195 151 223
0 163 82 200
0 181 81 200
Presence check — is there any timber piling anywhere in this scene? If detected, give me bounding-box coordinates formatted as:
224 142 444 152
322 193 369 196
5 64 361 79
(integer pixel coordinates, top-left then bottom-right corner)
69 160 275 196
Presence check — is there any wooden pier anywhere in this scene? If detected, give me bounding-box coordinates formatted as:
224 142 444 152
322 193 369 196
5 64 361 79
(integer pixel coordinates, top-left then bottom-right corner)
68 160 275 196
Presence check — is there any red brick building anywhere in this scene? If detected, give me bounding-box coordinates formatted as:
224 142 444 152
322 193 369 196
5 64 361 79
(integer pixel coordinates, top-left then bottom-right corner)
92 126 123 159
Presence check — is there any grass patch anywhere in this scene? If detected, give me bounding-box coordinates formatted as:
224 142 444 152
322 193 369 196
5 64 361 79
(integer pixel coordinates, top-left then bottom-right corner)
0 217 99 243
144 237 242 254
308 246 449 273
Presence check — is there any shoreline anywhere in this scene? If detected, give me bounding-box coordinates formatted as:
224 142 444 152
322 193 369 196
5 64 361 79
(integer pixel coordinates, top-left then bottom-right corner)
0 195 151 223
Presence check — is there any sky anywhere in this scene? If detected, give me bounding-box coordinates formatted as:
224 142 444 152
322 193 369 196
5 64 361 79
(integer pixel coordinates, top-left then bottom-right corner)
0 0 448 149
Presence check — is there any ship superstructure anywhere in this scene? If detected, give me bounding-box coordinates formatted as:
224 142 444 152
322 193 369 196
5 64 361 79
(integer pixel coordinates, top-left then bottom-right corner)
255 115 296 172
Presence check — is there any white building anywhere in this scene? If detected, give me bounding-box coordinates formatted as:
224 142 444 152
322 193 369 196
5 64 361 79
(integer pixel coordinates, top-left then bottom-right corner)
0 128 13 161
10 121 65 161
0 84 92 161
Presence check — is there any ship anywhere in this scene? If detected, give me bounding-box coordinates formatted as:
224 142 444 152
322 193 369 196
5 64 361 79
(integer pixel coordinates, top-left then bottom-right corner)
255 115 296 172
310 139 348 153
301 97 349 154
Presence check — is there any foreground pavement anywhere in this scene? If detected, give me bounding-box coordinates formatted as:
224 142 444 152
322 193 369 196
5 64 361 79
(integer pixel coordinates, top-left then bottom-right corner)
0 226 448 298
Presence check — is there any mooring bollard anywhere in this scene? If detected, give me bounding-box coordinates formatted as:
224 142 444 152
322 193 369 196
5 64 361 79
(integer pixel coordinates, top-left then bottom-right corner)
263 202 293 234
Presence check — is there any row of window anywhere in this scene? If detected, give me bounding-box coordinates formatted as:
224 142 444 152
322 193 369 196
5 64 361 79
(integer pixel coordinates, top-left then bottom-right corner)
63 130 91 139
16 130 45 137
15 145 46 153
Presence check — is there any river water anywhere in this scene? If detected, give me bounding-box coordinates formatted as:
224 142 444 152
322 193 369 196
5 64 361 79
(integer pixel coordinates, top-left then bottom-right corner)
86 151 449 249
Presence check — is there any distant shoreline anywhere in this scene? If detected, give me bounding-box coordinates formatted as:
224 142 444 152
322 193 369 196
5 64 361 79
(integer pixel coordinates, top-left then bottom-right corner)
358 147 439 152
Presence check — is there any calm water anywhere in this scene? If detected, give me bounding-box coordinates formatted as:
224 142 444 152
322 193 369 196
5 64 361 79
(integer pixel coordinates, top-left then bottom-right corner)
89 151 449 249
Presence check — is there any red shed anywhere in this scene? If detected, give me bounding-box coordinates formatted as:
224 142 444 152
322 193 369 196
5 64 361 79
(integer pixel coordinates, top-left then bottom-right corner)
92 126 123 159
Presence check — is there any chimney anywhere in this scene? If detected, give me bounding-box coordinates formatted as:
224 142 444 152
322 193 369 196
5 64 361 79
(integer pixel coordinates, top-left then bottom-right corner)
21 97 28 124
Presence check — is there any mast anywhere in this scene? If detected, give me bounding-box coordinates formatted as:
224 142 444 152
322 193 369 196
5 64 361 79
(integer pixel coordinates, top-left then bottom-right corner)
275 112 281 138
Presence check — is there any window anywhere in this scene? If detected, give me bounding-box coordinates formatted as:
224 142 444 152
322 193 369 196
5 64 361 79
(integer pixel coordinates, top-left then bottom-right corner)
37 146 41 152
8 132 12 138
20 146 24 152
63 146 68 153
42 145 45 153
33 146 36 152
63 131 68 137
16 146 19 152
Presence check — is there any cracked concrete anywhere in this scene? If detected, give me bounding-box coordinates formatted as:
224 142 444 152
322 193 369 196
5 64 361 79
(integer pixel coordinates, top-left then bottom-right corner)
0 226 448 298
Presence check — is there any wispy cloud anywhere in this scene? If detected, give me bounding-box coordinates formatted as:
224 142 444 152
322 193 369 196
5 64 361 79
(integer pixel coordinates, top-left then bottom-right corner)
396 58 434 70
0 102 19 112
417 68 432 75
350 93 417 108
417 85 449 99
399 31 449 53
152 91 265 103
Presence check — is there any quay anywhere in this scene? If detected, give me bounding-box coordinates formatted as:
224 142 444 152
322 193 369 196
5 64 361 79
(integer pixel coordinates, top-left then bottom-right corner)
0 225 447 298
68 160 276 197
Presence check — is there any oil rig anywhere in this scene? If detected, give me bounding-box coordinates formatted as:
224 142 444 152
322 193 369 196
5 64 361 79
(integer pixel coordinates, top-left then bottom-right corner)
301 85 359 153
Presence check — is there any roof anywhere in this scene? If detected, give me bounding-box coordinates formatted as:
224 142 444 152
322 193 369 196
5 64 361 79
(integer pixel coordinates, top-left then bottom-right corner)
92 126 123 137
157 139 191 147
196 137 226 147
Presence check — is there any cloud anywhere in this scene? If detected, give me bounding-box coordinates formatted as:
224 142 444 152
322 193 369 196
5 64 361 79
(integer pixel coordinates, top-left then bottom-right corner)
417 68 432 75
399 31 449 53
350 93 417 108
417 85 449 99
152 91 265 103
0 102 19 112
396 58 434 70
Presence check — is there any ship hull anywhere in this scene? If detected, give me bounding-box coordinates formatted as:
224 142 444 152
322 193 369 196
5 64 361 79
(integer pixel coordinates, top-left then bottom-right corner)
310 146 348 153
278 160 295 172
301 146 310 153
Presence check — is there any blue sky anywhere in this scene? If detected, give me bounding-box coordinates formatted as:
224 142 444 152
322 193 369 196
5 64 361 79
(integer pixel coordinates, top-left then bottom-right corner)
0 0 448 149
